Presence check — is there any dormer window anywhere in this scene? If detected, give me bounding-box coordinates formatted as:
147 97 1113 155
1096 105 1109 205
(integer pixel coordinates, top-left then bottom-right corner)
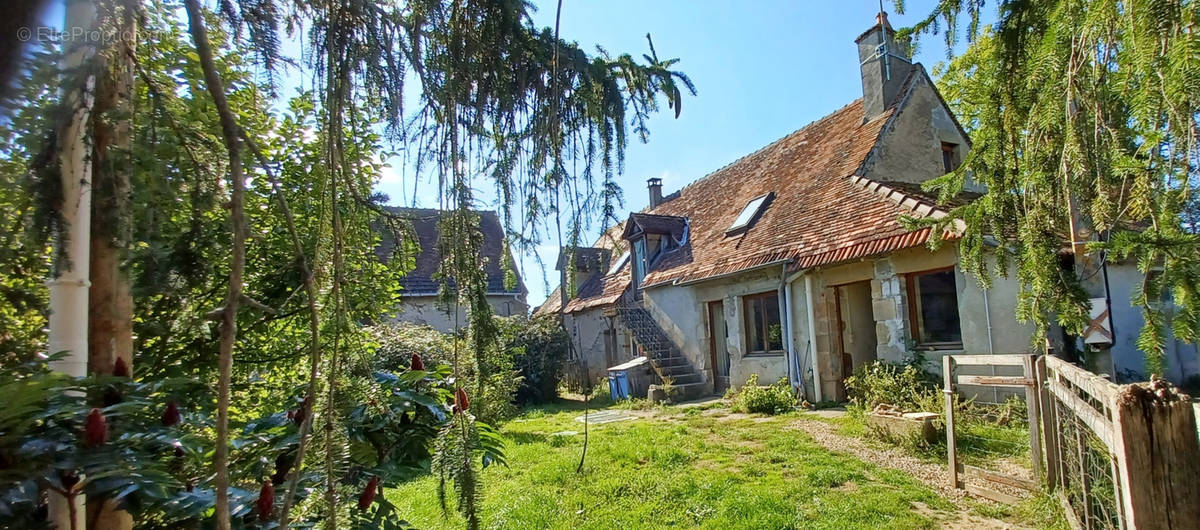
727 192 773 235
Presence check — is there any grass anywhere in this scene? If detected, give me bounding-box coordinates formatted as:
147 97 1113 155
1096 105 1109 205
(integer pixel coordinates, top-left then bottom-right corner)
387 400 970 529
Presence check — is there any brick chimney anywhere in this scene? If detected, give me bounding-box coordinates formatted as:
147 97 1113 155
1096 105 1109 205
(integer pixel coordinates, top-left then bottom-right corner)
855 11 911 121
647 177 663 208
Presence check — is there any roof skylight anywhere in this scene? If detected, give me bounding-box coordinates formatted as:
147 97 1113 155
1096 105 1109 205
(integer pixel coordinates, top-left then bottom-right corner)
728 193 773 234
607 251 631 275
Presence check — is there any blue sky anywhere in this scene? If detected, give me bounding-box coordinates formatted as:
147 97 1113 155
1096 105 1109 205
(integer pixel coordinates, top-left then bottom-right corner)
35 0 987 308
373 0 987 307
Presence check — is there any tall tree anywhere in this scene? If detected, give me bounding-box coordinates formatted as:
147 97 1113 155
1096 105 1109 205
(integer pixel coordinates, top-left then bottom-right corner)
183 1 246 527
904 0 1200 374
87 2 139 526
46 0 98 527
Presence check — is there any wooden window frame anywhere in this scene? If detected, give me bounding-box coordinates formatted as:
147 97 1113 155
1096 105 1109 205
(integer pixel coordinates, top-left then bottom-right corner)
905 266 964 350
941 142 959 173
742 290 784 356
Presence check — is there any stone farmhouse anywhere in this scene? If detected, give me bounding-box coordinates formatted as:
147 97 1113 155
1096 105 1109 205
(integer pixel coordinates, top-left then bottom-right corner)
379 207 528 332
536 13 1200 401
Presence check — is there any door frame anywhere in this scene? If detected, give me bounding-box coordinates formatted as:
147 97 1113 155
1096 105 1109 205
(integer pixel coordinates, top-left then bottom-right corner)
831 279 875 400
706 300 729 393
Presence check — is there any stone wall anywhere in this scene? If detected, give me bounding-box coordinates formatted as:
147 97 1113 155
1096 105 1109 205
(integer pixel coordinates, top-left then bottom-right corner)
642 265 788 391
387 294 528 333
564 307 634 383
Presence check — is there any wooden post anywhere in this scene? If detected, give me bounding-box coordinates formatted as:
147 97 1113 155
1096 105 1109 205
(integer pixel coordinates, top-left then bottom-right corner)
1036 356 1061 488
1023 355 1044 482
943 355 958 489
1110 381 1200 529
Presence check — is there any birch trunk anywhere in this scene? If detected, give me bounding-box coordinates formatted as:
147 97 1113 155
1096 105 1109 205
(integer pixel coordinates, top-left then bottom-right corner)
47 0 96 528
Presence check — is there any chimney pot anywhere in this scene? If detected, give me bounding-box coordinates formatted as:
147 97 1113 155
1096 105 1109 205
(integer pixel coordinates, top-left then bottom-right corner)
876 11 891 29
647 178 663 208
856 11 910 121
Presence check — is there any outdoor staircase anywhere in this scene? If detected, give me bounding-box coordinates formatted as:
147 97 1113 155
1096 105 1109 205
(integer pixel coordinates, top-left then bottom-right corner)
614 295 710 401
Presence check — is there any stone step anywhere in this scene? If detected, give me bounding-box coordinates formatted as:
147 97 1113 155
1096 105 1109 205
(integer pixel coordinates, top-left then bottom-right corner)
667 381 710 401
668 373 703 385
658 364 694 376
653 356 690 367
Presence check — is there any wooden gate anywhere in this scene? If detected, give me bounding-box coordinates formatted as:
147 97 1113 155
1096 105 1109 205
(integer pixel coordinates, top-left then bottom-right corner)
945 353 1200 529
943 353 1042 503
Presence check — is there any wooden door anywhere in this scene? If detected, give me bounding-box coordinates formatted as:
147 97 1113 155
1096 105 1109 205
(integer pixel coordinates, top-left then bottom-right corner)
707 300 730 393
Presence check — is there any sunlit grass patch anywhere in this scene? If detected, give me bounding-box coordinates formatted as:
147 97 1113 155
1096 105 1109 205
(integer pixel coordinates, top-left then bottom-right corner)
386 401 972 529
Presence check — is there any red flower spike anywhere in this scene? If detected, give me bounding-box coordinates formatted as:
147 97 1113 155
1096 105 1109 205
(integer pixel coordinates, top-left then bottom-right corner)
161 401 181 426
84 408 107 448
358 476 380 510
257 480 274 521
292 397 310 426
112 357 130 377
410 353 424 371
454 388 470 413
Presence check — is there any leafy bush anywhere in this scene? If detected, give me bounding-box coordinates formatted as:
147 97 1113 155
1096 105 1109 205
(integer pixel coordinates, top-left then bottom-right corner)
496 314 569 405
0 354 477 528
729 374 796 414
844 361 940 412
368 316 570 419
367 321 520 422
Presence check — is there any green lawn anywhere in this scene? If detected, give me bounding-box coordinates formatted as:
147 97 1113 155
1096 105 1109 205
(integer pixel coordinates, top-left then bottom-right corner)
387 401 977 529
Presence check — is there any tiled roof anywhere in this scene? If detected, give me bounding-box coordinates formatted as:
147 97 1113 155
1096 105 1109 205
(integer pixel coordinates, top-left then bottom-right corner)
376 207 526 297
636 67 965 287
622 213 688 240
534 223 628 316
555 247 612 272
540 64 976 309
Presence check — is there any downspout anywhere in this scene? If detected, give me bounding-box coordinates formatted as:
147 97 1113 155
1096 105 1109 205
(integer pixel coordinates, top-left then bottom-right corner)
805 274 823 403
982 288 995 355
982 286 998 402
780 265 804 395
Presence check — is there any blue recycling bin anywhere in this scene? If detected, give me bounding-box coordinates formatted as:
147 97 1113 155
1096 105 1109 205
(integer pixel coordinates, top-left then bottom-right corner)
608 370 631 400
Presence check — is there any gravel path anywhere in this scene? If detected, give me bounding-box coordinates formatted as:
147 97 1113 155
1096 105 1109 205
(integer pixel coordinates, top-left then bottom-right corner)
785 416 966 499
784 415 1033 529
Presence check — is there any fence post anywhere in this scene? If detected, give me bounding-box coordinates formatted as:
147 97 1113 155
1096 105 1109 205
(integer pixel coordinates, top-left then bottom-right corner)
1110 380 1200 529
1035 356 1060 488
1022 354 1044 482
943 355 958 489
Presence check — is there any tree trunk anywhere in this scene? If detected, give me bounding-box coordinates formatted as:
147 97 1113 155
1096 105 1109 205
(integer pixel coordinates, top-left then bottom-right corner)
86 2 136 528
183 2 245 528
47 0 97 528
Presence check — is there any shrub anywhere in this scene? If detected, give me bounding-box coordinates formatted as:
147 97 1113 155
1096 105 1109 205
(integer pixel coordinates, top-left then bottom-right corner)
367 321 455 370
367 321 520 422
729 374 796 414
844 361 940 412
496 314 569 404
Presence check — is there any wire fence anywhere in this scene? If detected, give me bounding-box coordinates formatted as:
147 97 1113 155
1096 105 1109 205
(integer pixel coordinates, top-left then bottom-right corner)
949 394 1032 470
1051 394 1121 529
945 354 1200 528
1041 356 1127 529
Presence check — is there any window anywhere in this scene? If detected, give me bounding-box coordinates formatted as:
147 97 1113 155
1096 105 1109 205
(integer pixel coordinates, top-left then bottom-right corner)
632 238 648 290
607 250 630 275
906 268 962 347
743 291 783 354
727 192 773 235
941 142 960 173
